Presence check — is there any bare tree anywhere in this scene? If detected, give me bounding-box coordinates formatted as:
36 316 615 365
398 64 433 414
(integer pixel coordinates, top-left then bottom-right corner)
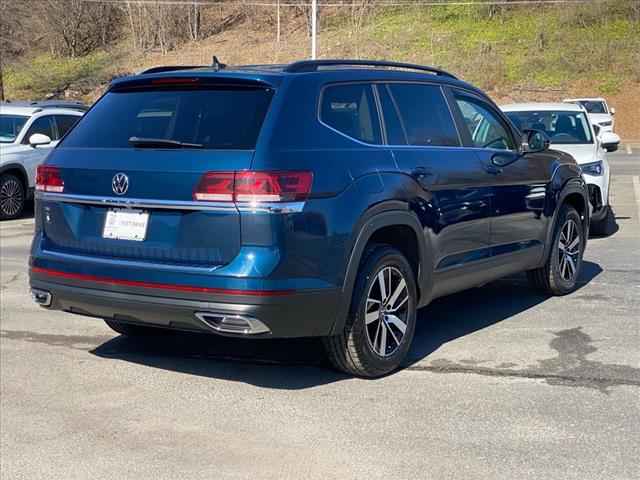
34 0 121 57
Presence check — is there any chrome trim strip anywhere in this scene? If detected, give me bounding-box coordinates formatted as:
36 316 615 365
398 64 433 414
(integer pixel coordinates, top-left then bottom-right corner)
236 201 305 213
36 192 236 211
36 192 305 214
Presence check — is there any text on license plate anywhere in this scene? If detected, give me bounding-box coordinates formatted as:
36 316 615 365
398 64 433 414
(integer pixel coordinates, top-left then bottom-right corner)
103 209 149 241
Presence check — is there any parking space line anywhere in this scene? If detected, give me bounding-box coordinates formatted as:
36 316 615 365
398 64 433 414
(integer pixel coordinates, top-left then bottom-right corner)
633 176 640 223
627 144 633 155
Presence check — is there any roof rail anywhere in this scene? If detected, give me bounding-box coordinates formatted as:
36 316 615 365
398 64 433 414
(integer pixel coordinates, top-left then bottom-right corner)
140 65 205 75
284 59 457 79
1 100 88 111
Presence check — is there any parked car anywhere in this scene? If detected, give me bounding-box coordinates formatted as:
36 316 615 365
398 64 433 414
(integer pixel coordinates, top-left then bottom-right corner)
563 97 615 132
0 101 86 219
29 60 590 377
502 102 619 235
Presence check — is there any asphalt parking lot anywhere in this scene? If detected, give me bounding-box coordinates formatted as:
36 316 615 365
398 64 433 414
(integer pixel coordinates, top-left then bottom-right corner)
1 149 639 480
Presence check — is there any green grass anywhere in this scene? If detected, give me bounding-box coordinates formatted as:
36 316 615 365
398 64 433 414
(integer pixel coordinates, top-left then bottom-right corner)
360 1 640 93
4 51 114 100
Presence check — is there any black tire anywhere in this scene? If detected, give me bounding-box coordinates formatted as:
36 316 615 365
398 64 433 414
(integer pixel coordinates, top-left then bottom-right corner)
0 174 26 220
527 205 585 295
103 319 166 337
590 206 616 237
323 245 417 378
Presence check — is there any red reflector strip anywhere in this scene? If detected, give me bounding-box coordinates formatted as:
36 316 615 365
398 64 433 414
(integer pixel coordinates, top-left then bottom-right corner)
31 267 294 297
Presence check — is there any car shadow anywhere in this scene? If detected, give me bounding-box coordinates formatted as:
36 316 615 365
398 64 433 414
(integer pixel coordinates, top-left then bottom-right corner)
91 261 603 390
406 260 602 366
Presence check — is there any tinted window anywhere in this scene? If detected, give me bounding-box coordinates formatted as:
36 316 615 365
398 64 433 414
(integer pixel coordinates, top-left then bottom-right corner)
387 84 459 147
378 85 407 145
0 115 28 143
22 116 55 144
454 94 515 150
578 101 607 114
505 110 593 145
321 84 381 144
61 87 273 149
54 115 81 139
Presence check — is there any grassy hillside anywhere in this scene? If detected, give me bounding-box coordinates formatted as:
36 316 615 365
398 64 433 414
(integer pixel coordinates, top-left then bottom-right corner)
4 2 639 137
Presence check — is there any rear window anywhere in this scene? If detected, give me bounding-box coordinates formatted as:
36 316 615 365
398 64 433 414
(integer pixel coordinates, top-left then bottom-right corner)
61 87 273 150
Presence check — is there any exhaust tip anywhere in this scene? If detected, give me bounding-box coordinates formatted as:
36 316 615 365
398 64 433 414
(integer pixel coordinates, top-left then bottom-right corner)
195 312 270 335
31 289 52 307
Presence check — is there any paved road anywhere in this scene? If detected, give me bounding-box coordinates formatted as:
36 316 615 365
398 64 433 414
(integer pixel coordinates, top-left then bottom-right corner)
1 151 638 479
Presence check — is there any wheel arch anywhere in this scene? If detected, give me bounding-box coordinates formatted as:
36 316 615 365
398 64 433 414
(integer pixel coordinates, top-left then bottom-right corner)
0 163 31 198
330 207 431 335
541 176 589 265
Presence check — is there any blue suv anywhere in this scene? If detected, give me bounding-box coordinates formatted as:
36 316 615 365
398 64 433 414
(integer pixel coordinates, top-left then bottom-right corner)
29 59 589 377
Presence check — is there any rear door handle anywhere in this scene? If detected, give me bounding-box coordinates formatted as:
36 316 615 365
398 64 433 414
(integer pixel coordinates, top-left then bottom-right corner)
484 164 502 175
412 167 436 187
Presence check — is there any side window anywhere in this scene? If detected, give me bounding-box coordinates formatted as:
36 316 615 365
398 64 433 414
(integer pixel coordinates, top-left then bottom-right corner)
321 84 382 144
453 93 515 151
377 85 408 145
22 116 55 144
54 115 81 139
386 83 459 147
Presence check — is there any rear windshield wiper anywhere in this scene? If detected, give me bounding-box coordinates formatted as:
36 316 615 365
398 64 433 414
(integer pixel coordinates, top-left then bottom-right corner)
128 136 204 149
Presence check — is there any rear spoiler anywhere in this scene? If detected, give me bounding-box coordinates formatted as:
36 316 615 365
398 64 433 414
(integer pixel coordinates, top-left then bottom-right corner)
110 74 276 91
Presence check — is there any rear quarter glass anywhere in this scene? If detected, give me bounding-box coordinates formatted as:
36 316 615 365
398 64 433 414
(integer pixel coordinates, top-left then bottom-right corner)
60 86 274 150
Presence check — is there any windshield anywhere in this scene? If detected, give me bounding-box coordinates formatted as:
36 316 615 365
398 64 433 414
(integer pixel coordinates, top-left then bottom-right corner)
505 110 593 145
578 101 607 114
61 86 274 150
0 115 29 144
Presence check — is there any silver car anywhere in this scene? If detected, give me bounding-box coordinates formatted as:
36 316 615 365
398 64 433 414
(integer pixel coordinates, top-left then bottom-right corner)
0 101 85 219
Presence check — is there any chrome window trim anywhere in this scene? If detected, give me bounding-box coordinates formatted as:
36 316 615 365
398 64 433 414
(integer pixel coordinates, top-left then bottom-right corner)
36 192 305 214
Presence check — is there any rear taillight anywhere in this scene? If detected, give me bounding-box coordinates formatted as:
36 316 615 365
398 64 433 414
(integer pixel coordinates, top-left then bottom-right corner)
235 171 313 202
35 165 64 193
193 171 313 203
193 172 234 201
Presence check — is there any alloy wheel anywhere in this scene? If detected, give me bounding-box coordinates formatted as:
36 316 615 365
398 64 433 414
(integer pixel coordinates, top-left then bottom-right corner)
0 178 24 218
364 266 410 357
558 219 581 282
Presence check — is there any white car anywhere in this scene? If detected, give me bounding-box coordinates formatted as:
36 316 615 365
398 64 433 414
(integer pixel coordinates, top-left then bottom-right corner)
0 101 85 219
502 102 620 235
563 97 615 133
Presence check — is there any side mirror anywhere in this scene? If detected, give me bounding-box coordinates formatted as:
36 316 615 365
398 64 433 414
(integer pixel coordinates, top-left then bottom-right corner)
522 129 550 153
29 133 52 147
610 107 615 115
600 131 620 152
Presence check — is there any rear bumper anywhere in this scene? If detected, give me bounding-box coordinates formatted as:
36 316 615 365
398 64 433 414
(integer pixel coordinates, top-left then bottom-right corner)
30 274 340 339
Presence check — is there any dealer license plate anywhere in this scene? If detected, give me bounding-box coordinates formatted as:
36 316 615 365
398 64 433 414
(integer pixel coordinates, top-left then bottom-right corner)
102 209 149 242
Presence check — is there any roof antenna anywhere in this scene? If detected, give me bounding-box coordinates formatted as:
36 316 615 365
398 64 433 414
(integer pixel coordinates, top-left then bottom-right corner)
212 56 226 72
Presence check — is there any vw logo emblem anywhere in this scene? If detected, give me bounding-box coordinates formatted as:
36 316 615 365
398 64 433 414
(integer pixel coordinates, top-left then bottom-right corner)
112 173 129 195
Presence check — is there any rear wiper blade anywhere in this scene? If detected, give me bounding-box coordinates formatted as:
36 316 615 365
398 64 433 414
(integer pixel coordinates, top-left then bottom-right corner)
128 137 204 149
